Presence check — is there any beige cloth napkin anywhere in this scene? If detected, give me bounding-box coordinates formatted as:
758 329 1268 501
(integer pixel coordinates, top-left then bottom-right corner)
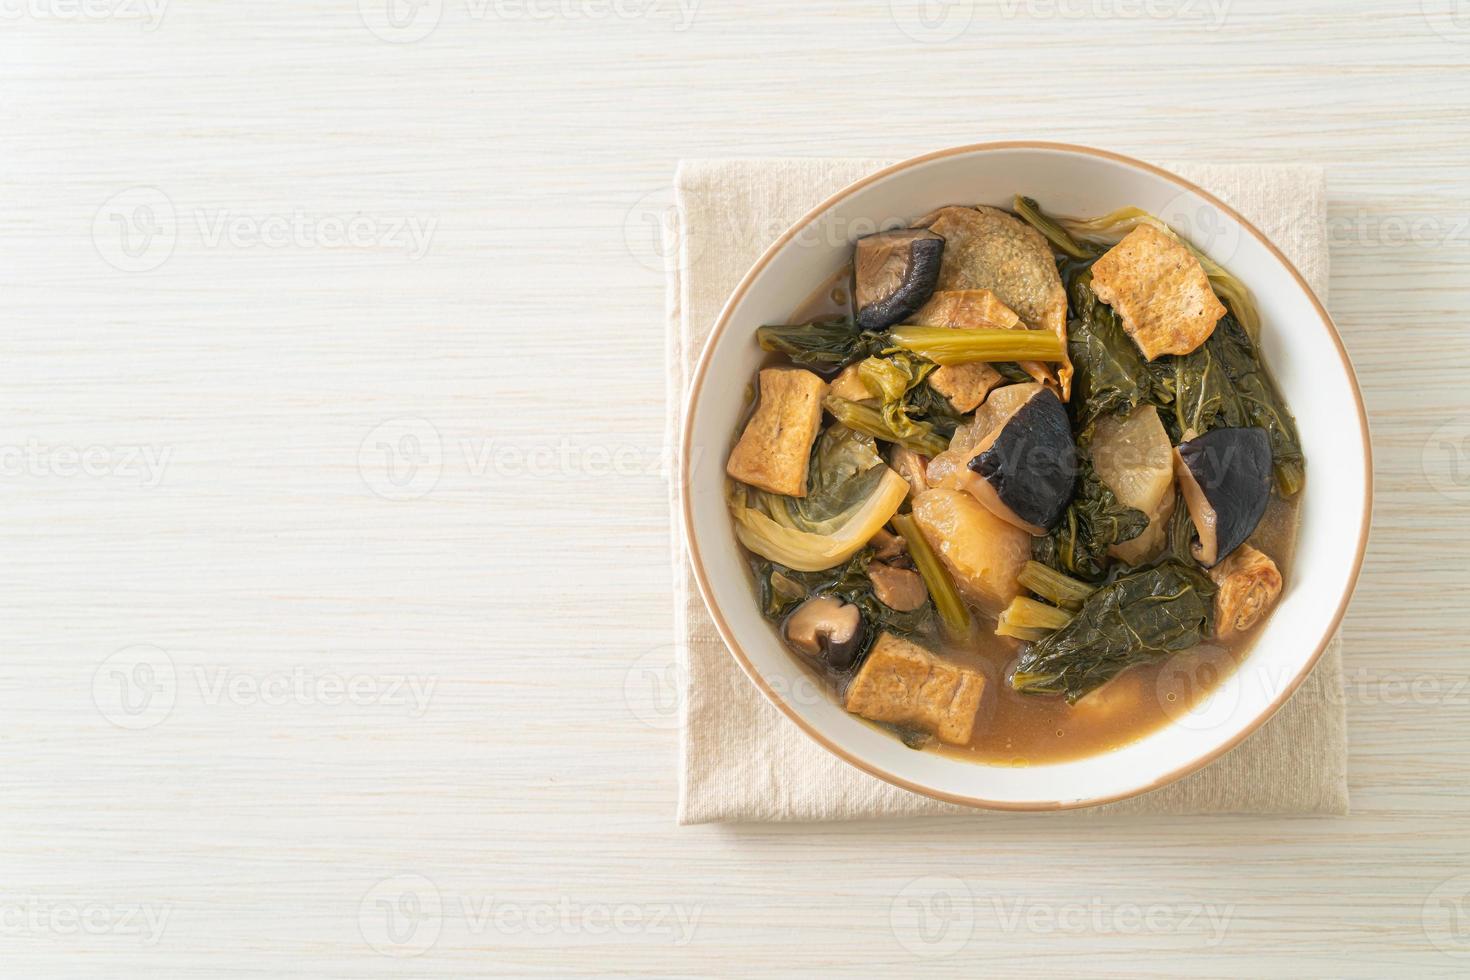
665 158 1347 823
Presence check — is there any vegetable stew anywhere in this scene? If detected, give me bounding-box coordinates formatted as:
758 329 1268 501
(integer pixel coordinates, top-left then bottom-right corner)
724 197 1302 764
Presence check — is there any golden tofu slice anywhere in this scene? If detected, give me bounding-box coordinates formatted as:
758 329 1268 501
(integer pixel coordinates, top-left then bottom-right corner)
828 363 872 402
1089 223 1226 360
725 368 827 496
844 632 985 745
917 207 1071 400
909 290 1009 412
1208 544 1283 637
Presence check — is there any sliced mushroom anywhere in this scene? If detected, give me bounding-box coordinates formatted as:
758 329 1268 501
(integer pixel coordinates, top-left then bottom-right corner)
783 595 865 670
887 445 931 499
953 385 1076 534
852 229 944 331
867 526 907 563
1173 427 1271 567
867 560 928 612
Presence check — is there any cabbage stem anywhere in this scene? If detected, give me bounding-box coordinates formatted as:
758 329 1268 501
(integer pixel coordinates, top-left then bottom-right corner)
891 513 970 635
888 326 1066 366
995 596 1074 642
1018 561 1095 611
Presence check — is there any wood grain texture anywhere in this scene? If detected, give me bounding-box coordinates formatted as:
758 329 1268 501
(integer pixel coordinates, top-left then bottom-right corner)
0 1 1467 975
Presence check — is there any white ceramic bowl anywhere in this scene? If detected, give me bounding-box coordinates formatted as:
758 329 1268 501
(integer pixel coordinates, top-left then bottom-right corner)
680 143 1371 810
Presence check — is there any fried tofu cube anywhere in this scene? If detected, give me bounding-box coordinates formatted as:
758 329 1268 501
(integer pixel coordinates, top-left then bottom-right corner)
725 367 828 496
1208 544 1283 637
828 363 872 402
910 290 1012 412
928 363 1004 414
844 632 985 745
1089 223 1226 360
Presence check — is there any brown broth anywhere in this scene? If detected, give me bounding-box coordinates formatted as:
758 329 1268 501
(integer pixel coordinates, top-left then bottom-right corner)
755 266 1299 765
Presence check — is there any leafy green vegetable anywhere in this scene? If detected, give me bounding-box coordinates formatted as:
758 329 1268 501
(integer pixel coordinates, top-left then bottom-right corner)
1018 560 1095 611
1012 561 1217 702
729 426 910 571
1163 490 1196 565
1206 315 1306 495
900 381 966 439
1147 314 1303 494
995 596 1074 642
1012 195 1099 261
1066 271 1154 427
756 424 887 536
1032 454 1148 582
824 395 950 456
751 548 935 664
756 317 886 372
891 512 970 637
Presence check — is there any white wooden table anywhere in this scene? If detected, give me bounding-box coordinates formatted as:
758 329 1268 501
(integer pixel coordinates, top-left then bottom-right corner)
2 2 1467 974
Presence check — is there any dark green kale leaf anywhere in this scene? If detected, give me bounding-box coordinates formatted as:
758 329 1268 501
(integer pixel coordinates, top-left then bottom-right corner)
755 316 887 372
1032 453 1149 582
1206 315 1306 495
1063 270 1155 429
1012 560 1217 703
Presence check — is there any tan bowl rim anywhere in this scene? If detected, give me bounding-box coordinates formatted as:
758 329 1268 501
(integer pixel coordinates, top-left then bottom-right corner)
678 141 1372 812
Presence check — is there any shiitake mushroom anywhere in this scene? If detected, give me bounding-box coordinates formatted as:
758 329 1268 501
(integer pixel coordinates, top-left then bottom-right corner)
955 385 1075 534
852 229 944 331
783 595 864 670
1173 426 1271 567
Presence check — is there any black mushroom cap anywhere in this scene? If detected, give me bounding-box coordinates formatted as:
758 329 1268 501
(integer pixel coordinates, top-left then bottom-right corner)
783 595 865 670
960 386 1076 534
852 229 944 331
1173 426 1272 567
